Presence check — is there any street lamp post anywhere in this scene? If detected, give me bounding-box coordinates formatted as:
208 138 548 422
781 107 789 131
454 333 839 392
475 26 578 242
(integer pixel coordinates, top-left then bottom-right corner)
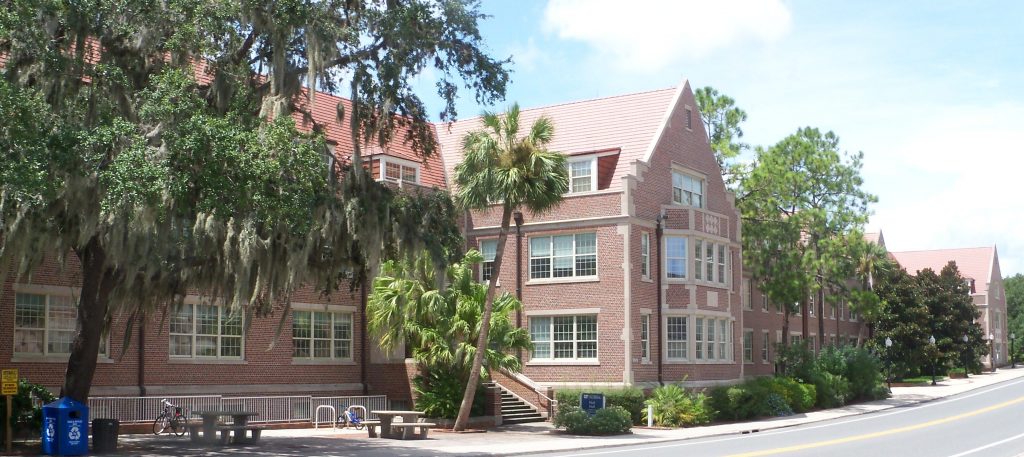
1012 333 1016 369
962 334 970 378
885 336 893 393
928 335 937 386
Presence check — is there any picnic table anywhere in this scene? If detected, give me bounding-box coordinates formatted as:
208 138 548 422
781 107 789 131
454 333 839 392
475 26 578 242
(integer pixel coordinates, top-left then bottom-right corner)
189 410 263 445
370 410 436 440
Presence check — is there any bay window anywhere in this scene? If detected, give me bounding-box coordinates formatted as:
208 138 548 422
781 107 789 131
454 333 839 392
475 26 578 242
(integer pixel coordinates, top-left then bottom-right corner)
666 237 687 279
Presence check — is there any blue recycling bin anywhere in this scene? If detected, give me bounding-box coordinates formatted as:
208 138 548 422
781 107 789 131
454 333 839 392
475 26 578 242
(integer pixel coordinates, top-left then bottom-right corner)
41 397 89 456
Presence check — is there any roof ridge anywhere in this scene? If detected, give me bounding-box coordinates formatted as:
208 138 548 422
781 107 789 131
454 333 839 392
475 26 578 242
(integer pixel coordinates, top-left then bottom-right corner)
891 246 994 253
440 86 678 124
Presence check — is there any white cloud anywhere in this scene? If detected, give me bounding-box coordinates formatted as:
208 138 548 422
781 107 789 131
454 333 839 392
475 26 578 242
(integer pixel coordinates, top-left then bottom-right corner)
866 103 1024 275
542 0 792 72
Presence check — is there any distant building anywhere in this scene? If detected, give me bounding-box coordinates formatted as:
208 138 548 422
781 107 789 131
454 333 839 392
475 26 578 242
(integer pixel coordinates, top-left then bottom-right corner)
890 246 1008 368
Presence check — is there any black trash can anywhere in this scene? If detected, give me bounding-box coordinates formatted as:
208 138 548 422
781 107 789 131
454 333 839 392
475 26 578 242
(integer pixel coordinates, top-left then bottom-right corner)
91 419 119 453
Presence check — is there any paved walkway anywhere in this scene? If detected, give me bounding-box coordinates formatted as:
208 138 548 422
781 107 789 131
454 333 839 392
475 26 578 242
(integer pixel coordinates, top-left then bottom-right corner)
112 367 1024 456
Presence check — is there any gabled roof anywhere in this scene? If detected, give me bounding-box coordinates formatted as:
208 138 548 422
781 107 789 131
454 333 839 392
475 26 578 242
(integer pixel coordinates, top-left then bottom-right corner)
434 86 682 191
291 91 447 188
890 246 997 294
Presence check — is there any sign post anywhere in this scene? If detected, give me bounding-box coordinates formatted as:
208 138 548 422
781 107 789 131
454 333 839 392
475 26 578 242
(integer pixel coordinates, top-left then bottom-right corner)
579 392 605 416
2 369 17 454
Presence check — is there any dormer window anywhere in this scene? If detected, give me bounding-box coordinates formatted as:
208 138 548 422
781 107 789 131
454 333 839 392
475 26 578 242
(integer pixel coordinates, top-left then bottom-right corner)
672 171 704 208
568 158 595 193
379 156 420 184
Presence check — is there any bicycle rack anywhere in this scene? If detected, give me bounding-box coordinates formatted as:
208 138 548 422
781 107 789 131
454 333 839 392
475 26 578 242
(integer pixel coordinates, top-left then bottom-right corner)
314 405 336 429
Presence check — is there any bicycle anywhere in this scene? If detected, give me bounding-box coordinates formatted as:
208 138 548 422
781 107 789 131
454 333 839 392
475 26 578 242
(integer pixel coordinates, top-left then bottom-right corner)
336 408 364 430
153 398 188 436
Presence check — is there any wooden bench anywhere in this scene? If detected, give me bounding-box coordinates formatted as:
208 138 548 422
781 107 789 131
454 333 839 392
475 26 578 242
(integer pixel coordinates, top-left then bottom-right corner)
215 424 264 444
390 422 436 440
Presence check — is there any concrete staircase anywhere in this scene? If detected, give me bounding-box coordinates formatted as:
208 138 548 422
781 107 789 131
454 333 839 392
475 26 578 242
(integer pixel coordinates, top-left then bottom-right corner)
493 384 546 425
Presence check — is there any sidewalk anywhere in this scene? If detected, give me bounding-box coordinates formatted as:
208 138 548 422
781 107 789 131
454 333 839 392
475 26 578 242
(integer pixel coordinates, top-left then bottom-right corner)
115 367 1024 456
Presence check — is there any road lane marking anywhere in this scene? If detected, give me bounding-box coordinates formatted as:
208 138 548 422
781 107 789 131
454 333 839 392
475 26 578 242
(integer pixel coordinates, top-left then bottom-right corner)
556 378 1024 457
944 430 1024 457
723 394 1024 457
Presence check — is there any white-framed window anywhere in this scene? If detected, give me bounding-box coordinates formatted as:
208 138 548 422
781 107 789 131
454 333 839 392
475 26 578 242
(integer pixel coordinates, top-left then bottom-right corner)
530 315 598 360
640 314 650 361
850 307 858 321
838 300 845 321
640 232 650 279
672 171 703 208
480 239 497 282
830 301 837 319
666 236 687 279
14 293 107 357
695 317 704 360
743 329 753 362
808 294 815 316
762 294 769 312
567 158 596 193
666 316 688 360
791 334 801 347
292 310 353 361
529 233 597 279
719 320 728 359
380 156 420 184
694 239 729 284
761 331 770 363
170 303 243 359
742 280 752 311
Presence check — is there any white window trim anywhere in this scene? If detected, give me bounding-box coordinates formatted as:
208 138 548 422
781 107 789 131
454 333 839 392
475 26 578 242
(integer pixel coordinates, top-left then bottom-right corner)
640 312 651 363
527 232 599 283
378 155 421 185
290 305 355 364
169 299 245 361
527 314 599 363
567 156 597 195
664 235 688 281
640 232 651 280
671 169 705 208
12 290 110 360
664 314 689 362
743 328 754 364
479 238 498 283
761 330 770 364
693 238 730 286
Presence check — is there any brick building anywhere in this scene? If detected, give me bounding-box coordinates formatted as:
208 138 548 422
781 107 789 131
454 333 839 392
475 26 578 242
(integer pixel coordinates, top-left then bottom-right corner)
890 246 1009 368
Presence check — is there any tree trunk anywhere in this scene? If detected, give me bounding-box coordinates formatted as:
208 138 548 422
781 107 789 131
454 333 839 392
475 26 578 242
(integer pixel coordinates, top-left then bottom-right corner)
61 237 115 403
453 204 514 431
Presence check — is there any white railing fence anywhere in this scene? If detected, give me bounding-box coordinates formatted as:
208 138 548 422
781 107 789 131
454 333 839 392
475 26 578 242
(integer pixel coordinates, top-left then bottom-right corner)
89 394 386 424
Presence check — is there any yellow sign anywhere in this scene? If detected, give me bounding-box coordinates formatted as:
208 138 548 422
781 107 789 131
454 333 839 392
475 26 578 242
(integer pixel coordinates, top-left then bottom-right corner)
0 370 16 384
0 383 15 396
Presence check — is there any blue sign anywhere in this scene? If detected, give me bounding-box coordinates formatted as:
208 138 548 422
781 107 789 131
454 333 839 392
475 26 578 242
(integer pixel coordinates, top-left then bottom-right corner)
580 393 605 416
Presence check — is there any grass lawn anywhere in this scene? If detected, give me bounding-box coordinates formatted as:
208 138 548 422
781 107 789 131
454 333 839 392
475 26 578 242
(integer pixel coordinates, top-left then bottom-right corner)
898 375 948 384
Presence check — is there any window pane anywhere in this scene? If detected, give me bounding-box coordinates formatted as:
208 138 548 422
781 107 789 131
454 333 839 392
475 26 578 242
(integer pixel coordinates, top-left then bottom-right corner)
313 312 332 339
313 339 331 358
705 243 714 281
170 305 194 334
385 162 401 180
221 309 242 336
530 258 551 279
554 342 574 358
667 259 686 278
667 237 686 258
221 336 242 358
170 335 192 357
530 237 551 257
480 240 497 262
293 339 310 358
530 318 551 343
196 305 219 335
577 316 597 341
48 296 76 330
667 317 687 359
576 255 597 276
15 293 45 328
575 233 596 255
694 240 703 280
293 311 311 339
718 245 727 283
533 342 551 359
196 336 218 357
401 165 417 183
577 342 597 359
553 317 573 341
47 331 74 355
552 235 573 257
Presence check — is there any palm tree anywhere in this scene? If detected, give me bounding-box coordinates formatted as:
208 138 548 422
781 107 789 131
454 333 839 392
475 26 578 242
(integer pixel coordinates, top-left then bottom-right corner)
367 251 531 416
450 104 568 430
852 237 892 339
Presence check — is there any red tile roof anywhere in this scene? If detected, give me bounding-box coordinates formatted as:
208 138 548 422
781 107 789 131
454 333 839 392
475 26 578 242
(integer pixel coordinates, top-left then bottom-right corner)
434 85 683 191
890 246 997 293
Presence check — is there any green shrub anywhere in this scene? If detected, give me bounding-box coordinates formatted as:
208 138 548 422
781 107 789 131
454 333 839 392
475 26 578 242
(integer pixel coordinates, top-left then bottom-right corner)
0 379 56 441
710 384 770 421
764 393 793 417
795 382 816 412
811 372 851 408
412 370 485 419
553 405 632 435
642 384 714 427
843 347 887 401
556 388 645 424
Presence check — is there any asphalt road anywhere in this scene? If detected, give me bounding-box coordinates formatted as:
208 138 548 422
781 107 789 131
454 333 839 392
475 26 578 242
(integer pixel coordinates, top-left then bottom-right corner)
539 377 1024 457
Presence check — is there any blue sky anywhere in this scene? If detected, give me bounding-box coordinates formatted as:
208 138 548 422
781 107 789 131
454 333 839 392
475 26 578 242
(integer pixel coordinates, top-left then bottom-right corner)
418 0 1024 276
